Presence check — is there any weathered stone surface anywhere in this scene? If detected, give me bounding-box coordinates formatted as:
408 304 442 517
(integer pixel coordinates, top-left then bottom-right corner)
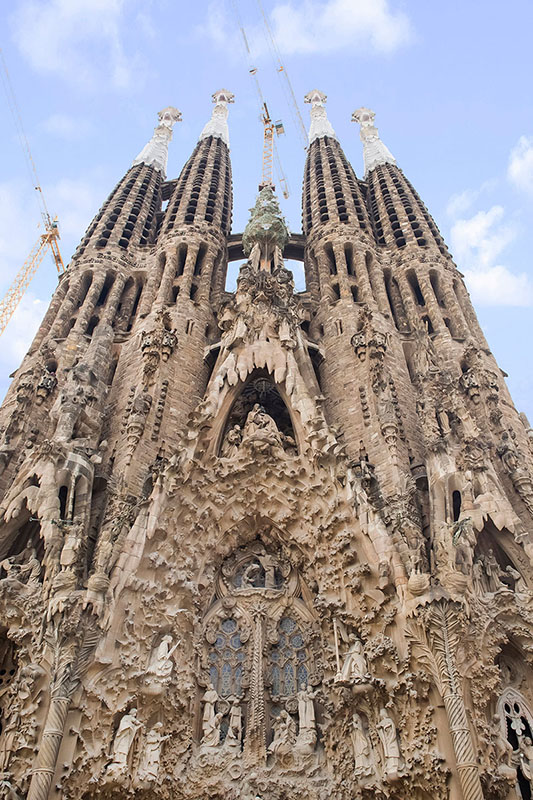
0 94 532 800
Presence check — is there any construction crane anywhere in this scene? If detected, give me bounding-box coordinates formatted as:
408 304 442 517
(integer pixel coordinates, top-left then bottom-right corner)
231 1 291 198
256 0 308 150
0 49 64 337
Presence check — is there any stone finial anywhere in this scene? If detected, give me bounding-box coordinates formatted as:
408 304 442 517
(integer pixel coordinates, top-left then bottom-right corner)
352 107 396 178
199 89 235 148
304 89 337 145
132 106 182 177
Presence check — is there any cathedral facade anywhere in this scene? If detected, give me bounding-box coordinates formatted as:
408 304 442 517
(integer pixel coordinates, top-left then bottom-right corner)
0 88 532 800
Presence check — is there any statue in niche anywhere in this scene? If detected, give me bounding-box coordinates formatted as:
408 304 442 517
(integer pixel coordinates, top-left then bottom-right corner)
296 684 317 753
147 635 179 683
225 701 242 752
0 545 41 587
451 517 476 574
136 723 170 783
336 636 370 684
480 549 505 592
258 550 279 589
220 424 242 458
106 708 143 778
268 711 297 759
241 404 284 454
201 711 223 749
377 708 401 780
202 684 219 736
472 558 486 595
351 713 374 778
241 561 262 588
519 736 533 781
505 565 530 598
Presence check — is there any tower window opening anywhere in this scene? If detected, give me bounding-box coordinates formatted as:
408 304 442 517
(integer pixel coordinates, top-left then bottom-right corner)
421 315 434 334
172 286 180 303
336 319 343 335
407 271 426 306
194 244 207 276
185 320 194 335
452 490 462 522
190 283 198 301
332 282 341 301
345 244 355 276
95 275 114 307
325 244 337 275
176 245 187 277
58 486 68 520
86 316 99 336
126 280 144 332
351 285 359 303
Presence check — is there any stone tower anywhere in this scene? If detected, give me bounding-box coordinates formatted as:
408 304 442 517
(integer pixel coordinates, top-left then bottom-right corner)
0 89 532 800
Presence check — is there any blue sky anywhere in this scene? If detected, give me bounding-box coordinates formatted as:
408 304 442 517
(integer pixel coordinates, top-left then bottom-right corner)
0 0 532 421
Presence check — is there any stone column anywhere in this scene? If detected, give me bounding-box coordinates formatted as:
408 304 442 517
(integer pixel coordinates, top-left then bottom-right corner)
243 606 266 765
73 273 106 334
427 601 484 800
27 694 70 800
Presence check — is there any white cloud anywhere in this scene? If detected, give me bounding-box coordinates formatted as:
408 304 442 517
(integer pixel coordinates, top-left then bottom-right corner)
47 177 104 241
450 205 533 306
42 113 93 140
202 0 412 57
269 0 413 55
463 265 533 307
508 135 533 195
11 0 141 91
0 293 46 371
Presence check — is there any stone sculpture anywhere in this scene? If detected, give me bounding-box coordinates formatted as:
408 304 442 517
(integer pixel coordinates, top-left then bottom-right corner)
106 709 143 779
377 708 401 779
351 713 373 778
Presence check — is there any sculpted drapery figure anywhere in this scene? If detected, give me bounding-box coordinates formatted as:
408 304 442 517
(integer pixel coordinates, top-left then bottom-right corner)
202 684 219 732
377 708 401 778
337 635 369 683
148 634 179 682
268 710 297 758
351 713 373 778
201 711 223 749
137 722 169 782
107 709 143 777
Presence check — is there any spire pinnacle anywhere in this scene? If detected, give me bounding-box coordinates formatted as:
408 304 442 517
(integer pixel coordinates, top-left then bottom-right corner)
242 185 289 269
352 107 396 178
199 89 235 148
132 106 182 177
304 90 337 145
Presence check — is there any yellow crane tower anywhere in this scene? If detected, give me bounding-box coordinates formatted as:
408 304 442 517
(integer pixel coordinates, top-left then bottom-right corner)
232 1 291 199
0 49 64 338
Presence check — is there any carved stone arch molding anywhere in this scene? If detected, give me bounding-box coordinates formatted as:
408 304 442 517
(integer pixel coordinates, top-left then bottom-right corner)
209 368 304 458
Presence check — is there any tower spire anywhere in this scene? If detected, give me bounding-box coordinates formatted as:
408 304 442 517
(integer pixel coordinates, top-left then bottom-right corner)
199 89 235 147
132 106 182 177
352 107 396 178
304 89 337 144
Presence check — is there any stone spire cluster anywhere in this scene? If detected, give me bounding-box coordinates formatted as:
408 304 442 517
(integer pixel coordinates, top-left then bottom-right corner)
0 88 532 800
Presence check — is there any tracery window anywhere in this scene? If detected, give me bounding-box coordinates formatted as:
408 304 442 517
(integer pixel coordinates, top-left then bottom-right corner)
200 540 323 758
270 616 309 698
499 688 533 799
208 618 245 698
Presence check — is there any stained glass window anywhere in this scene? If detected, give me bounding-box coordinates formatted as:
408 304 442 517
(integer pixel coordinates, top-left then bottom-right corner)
208 618 245 697
269 616 309 697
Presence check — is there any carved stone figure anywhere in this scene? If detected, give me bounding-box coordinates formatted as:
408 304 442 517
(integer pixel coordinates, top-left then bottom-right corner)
268 711 297 759
377 709 401 779
0 698 22 773
519 736 533 781
337 636 369 683
351 713 374 778
201 711 223 749
225 701 242 752
137 723 169 783
296 684 317 750
241 404 283 454
107 709 143 778
202 684 219 734
220 424 242 458
148 634 179 682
